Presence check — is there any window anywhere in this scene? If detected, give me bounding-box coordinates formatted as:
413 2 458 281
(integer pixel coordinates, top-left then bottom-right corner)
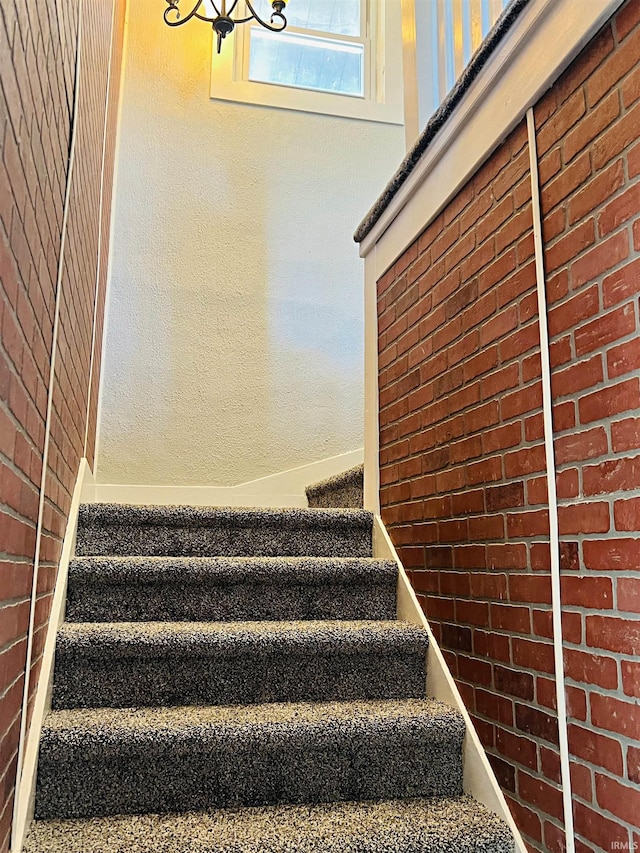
209 0 403 124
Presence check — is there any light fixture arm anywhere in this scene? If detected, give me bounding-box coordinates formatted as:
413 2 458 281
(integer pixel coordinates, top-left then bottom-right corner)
164 0 288 53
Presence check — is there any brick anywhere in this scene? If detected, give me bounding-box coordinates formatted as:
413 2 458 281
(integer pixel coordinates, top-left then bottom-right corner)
451 489 484 515
586 614 640 655
532 609 582 644
480 305 518 346
504 444 546 478
594 773 640 828
475 687 513 726
463 402 499 437
583 537 640 570
441 622 472 653
507 509 549 538
561 575 613 609
573 801 629 851
466 456 501 486
545 219 596 274
493 148 530 201
500 322 540 362
539 147 562 185
584 454 640 496
618 577 640 613
477 250 517 295
622 660 640 698
611 417 640 452
588 21 640 104
547 283 599 337
575 302 636 357
541 151 591 214
495 726 537 770
527 475 547 505
487 754 515 792
628 745 640 783
481 422 521 454
463 348 499 384
603 255 640 307
542 206 565 244
455 600 489 628
564 648 618 690
551 356 603 399
592 100 640 170
557 501 610 535
472 627 510 664
614 496 640 530
567 158 625 226
543 820 565 853
599 182 640 236
570 760 592 801
486 482 524 511
579 377 640 424
536 677 587 721
501 383 542 420
564 90 620 164
495 206 532 257
518 771 564 823
608 337 640 379
512 637 555 674
525 412 544 441
509 574 552 604
505 795 542 844
537 89 586 158
494 664 534 700
632 141 640 179
549 335 572 366
560 542 580 574
529 541 551 571
615 0 640 41
571 230 629 293
515 702 559 745
486 542 527 569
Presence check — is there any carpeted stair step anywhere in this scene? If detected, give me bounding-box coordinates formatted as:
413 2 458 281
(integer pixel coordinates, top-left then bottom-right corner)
35 699 465 820
306 464 364 508
65 555 397 622
75 505 373 557
52 620 429 709
24 794 514 853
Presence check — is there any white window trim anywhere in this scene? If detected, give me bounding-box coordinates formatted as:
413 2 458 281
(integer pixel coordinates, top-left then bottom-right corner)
209 0 404 125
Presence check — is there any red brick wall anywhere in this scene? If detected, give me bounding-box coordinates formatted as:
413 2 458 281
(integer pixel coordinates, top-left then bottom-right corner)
377 2 640 850
0 3 125 850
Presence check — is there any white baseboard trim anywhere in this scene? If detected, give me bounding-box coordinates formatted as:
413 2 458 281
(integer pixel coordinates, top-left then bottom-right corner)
11 458 94 853
373 517 526 853
83 449 364 508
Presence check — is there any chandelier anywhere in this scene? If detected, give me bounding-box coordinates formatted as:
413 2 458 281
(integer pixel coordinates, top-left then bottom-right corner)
164 1 288 54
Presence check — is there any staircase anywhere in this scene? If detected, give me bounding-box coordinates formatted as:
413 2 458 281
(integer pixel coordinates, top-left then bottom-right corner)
24 503 513 852
305 463 364 508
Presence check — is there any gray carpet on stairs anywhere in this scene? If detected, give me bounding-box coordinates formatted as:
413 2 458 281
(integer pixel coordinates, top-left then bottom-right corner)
36 699 464 819
75 504 373 557
24 796 514 853
306 464 364 508
66 555 397 621
53 619 429 708
27 502 513 851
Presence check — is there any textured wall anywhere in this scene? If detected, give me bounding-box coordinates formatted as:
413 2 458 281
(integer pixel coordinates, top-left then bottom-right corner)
0 2 124 849
95 0 405 487
376 1 640 851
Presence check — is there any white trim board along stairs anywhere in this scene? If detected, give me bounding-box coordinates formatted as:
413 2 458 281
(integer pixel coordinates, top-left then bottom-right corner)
24 504 513 852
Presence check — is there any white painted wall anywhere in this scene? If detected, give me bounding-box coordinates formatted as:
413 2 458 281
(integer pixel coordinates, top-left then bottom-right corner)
96 0 404 486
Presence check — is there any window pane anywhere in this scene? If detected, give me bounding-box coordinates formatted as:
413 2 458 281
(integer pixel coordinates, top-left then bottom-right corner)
249 29 364 96
250 0 361 36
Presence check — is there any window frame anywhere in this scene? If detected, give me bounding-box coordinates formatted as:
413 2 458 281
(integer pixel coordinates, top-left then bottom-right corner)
209 0 404 125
